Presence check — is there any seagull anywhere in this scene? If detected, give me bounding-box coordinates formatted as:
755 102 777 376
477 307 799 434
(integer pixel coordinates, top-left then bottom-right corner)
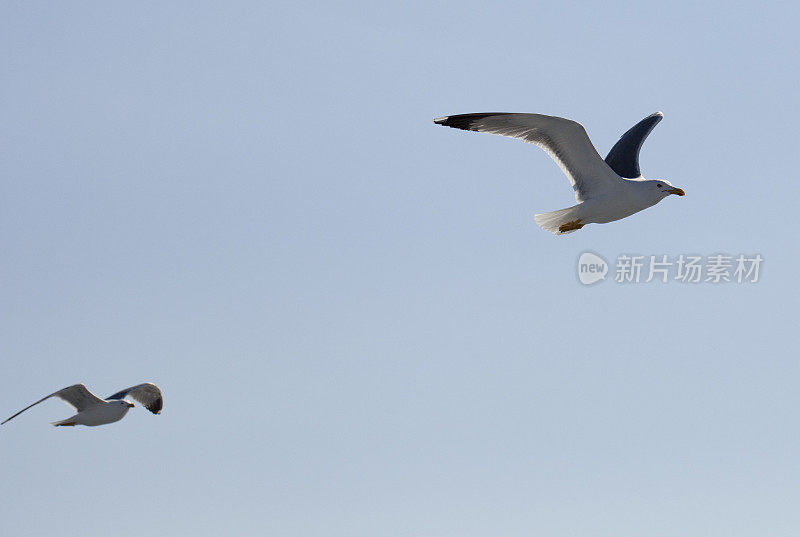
1 383 163 427
433 111 685 234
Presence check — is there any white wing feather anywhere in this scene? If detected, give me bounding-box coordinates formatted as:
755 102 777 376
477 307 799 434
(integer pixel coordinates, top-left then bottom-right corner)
434 113 621 202
1 384 105 424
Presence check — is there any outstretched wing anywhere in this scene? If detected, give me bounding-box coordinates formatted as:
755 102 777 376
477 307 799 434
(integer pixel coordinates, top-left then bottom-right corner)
107 383 163 415
2 384 105 425
433 113 621 202
604 111 663 178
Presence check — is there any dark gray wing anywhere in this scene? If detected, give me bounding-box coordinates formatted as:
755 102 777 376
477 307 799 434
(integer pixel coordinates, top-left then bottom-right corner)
2 384 105 425
604 111 663 178
107 383 163 415
434 113 621 202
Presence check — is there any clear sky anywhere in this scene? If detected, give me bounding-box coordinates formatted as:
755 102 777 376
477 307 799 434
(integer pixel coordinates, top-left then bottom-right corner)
1 2 798 536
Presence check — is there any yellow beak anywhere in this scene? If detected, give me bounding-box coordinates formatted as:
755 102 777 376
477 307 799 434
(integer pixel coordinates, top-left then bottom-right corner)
667 187 685 196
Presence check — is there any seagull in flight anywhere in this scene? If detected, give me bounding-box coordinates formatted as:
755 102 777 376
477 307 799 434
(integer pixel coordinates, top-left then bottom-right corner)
433 111 685 234
2 383 163 427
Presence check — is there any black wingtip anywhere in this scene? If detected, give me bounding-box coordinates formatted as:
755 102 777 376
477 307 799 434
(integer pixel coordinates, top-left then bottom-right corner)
433 113 503 132
147 397 163 415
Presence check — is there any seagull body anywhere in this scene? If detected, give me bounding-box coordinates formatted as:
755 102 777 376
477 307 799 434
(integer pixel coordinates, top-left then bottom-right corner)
2 383 163 427
433 112 684 235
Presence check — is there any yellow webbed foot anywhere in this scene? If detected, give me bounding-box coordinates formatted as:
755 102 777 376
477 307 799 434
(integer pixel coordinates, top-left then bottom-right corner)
558 219 584 233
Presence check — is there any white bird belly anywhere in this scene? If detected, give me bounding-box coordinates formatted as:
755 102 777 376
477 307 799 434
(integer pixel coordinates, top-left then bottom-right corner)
74 404 130 426
578 195 657 224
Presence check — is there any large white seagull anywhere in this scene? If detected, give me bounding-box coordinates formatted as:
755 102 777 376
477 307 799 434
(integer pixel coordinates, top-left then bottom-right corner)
433 111 685 235
2 383 163 427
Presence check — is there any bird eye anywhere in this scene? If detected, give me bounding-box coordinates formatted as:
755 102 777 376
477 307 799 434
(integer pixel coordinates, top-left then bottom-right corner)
656 183 663 188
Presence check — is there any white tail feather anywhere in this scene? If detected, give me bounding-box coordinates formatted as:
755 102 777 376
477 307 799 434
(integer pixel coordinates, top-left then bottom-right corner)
534 204 583 235
51 418 77 426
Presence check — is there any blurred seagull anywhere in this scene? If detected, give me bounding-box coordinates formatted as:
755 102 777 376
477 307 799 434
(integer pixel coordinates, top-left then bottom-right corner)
2 383 163 427
433 111 685 235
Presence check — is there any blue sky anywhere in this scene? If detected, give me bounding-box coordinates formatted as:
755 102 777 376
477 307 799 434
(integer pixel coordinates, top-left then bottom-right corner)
1 2 798 536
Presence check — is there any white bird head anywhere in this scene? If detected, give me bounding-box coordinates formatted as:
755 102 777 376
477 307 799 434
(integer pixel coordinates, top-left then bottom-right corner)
638 178 685 203
621 178 685 213
114 400 135 409
654 179 685 198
